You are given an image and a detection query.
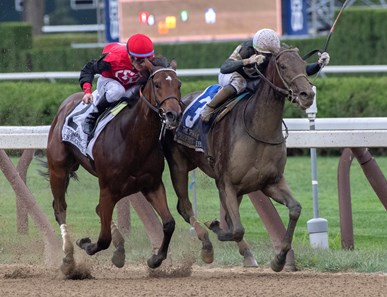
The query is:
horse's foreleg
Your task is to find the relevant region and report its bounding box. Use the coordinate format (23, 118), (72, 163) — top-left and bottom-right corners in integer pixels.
(77, 195), (114, 255)
(143, 183), (175, 269)
(237, 240), (258, 267)
(111, 222), (125, 268)
(263, 178), (301, 272)
(207, 188), (245, 242)
(60, 224), (75, 275)
(50, 171), (76, 276)
(219, 183), (245, 242)
(232, 196), (258, 267)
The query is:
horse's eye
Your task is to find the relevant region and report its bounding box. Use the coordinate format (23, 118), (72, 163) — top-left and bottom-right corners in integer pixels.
(280, 63), (286, 70)
(154, 83), (160, 89)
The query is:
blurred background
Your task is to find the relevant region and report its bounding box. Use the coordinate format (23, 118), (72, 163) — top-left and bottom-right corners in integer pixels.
(1, 0), (385, 43)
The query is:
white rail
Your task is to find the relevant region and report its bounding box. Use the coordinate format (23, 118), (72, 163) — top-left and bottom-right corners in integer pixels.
(1, 118), (387, 149)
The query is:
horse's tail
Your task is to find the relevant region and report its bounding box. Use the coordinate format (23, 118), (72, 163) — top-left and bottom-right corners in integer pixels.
(36, 157), (79, 182)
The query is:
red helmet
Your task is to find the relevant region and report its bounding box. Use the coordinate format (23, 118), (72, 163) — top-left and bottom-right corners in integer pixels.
(126, 34), (154, 58)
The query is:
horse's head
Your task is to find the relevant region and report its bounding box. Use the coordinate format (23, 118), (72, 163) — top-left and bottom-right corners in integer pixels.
(268, 46), (315, 110)
(142, 57), (182, 129)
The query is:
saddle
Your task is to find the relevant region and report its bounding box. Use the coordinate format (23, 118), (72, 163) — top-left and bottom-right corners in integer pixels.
(210, 92), (250, 124)
(209, 79), (259, 123)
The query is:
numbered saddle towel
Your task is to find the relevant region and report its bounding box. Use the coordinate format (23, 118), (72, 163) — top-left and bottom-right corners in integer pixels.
(62, 100), (127, 159)
(174, 84), (221, 152)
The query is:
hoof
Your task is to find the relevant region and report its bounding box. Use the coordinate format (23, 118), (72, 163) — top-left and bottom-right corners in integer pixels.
(111, 245), (125, 268)
(204, 220), (219, 230)
(201, 245), (214, 264)
(60, 255), (75, 276)
(284, 263), (298, 272)
(76, 237), (91, 249)
(270, 258), (286, 272)
(243, 256), (258, 268)
(147, 254), (164, 269)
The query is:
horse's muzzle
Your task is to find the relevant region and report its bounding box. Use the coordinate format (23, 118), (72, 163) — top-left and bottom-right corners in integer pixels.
(295, 89), (315, 110)
(163, 111), (181, 129)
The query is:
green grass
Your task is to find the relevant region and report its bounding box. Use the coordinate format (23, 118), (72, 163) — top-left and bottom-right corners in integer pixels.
(0, 155), (386, 272)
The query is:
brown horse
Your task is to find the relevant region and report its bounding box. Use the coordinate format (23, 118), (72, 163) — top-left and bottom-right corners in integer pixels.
(162, 46), (314, 272)
(46, 57), (182, 277)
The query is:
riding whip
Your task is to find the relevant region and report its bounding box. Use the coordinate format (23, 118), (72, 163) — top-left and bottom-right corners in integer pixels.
(303, 0), (350, 60)
(323, 0), (350, 52)
(304, 0), (349, 82)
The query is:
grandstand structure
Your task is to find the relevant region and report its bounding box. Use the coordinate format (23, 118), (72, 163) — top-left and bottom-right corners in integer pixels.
(309, 0), (387, 35)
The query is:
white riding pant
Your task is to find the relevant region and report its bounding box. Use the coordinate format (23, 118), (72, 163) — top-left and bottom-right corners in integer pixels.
(218, 72), (247, 94)
(93, 76), (137, 105)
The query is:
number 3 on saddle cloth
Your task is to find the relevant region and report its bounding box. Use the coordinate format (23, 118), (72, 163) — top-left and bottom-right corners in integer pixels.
(61, 100), (127, 160)
(174, 84), (250, 154)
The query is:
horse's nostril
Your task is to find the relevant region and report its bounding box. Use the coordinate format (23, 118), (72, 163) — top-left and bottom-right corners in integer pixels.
(166, 111), (176, 122)
(300, 91), (314, 101)
(299, 91), (308, 98)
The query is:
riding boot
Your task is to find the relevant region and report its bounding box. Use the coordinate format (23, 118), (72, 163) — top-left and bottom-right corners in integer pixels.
(122, 85), (142, 108)
(82, 94), (110, 135)
(200, 85), (236, 122)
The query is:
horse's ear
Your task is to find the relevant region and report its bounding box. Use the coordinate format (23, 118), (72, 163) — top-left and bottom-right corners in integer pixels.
(170, 59), (177, 70)
(144, 58), (154, 72)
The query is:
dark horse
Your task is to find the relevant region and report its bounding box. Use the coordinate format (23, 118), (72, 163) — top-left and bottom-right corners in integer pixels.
(47, 57), (182, 276)
(163, 46), (315, 272)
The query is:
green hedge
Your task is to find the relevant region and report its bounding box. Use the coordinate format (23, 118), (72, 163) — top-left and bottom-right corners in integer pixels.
(0, 22), (32, 72)
(0, 22), (32, 50)
(0, 76), (386, 126)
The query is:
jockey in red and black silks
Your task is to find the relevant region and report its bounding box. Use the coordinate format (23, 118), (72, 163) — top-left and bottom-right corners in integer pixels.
(79, 33), (155, 135)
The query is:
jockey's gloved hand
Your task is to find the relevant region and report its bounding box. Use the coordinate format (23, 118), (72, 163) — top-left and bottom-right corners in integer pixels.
(82, 93), (93, 104)
(318, 52), (330, 66)
(243, 54), (265, 66)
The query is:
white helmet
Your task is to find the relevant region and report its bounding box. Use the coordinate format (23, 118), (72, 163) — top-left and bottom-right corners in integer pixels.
(253, 29), (280, 53)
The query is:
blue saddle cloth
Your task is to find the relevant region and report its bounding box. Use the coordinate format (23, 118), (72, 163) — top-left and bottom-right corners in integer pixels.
(174, 84), (221, 152)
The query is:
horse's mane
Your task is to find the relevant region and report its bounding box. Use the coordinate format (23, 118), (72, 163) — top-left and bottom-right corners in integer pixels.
(269, 44), (298, 55)
(264, 44), (300, 74)
(150, 54), (170, 68)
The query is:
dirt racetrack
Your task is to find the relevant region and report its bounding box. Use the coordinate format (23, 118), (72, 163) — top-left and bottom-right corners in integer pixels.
(1, 263), (386, 297)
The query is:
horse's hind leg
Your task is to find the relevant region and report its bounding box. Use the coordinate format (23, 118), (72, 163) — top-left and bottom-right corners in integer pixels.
(111, 222), (125, 268)
(168, 161), (213, 264)
(262, 177), (301, 272)
(142, 183), (175, 269)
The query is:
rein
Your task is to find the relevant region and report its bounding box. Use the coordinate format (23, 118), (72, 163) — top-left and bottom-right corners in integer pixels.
(242, 95), (289, 145)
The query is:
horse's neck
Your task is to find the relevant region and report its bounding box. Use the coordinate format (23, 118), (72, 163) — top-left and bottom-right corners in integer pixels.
(120, 96), (161, 144)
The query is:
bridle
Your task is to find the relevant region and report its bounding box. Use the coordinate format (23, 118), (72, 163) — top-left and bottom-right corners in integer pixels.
(140, 68), (181, 113)
(254, 48), (311, 105)
(139, 67), (182, 139)
(243, 48), (311, 145)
